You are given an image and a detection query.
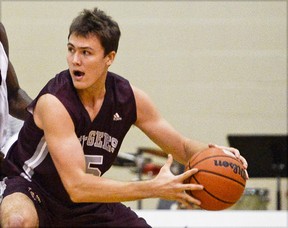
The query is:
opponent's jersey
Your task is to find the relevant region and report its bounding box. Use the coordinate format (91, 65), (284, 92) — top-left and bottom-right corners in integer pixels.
(0, 42), (9, 150)
(4, 70), (137, 204)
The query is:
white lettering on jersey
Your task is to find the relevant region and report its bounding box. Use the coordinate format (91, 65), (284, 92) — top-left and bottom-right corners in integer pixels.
(79, 131), (118, 153)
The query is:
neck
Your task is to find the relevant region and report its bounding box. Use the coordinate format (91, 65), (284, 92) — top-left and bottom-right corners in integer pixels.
(77, 82), (106, 122)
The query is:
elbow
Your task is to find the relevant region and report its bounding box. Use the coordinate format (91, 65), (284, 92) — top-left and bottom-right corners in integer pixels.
(63, 179), (85, 203)
(68, 189), (82, 203)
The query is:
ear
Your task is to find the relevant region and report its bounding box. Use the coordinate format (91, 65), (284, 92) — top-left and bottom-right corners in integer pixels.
(105, 51), (116, 67)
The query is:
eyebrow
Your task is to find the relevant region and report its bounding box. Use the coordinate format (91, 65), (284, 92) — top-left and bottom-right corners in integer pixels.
(67, 42), (94, 51)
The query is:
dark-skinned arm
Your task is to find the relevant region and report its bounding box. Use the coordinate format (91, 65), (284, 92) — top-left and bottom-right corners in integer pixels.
(0, 22), (32, 120)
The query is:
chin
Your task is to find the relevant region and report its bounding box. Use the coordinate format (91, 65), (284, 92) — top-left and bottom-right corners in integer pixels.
(72, 81), (86, 90)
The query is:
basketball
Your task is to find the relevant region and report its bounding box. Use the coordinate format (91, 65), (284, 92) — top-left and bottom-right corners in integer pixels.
(185, 147), (247, 210)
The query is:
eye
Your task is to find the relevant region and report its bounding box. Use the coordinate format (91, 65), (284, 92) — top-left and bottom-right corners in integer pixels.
(67, 46), (75, 53)
(83, 50), (91, 56)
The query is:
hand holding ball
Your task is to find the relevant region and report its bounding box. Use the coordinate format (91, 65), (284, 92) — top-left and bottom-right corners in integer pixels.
(185, 147), (247, 210)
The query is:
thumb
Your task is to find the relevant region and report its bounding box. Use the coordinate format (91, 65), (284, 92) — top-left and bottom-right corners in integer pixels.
(164, 154), (173, 168)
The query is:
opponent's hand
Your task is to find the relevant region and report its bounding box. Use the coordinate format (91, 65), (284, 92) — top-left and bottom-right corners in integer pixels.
(208, 143), (249, 179)
(152, 154), (203, 208)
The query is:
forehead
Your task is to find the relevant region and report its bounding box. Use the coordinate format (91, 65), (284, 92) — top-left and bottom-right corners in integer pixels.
(68, 33), (103, 51)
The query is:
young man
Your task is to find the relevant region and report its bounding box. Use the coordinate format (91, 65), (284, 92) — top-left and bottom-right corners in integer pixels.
(0, 22), (32, 178)
(0, 8), (248, 227)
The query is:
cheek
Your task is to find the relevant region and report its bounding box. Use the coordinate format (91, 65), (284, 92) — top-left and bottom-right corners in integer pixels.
(66, 55), (72, 65)
(88, 59), (107, 70)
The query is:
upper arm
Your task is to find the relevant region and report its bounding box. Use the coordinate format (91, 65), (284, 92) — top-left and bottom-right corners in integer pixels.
(0, 22), (9, 55)
(1, 22), (32, 119)
(34, 94), (86, 188)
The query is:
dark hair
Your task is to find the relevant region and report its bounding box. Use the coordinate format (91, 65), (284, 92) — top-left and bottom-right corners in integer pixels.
(68, 7), (121, 56)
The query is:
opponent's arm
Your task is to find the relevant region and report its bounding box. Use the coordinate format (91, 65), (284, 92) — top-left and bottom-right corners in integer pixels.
(6, 61), (32, 120)
(34, 94), (203, 206)
(0, 22), (32, 120)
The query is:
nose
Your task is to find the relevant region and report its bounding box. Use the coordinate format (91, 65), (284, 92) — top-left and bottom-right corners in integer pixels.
(71, 52), (81, 65)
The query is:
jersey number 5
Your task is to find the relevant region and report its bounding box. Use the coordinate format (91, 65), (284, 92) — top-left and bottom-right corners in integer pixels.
(85, 155), (103, 176)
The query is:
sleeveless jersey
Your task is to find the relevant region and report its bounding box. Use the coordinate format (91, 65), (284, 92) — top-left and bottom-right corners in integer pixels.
(0, 42), (9, 150)
(4, 70), (137, 205)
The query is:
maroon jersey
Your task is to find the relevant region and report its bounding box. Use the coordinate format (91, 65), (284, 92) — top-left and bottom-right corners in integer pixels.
(3, 69), (137, 205)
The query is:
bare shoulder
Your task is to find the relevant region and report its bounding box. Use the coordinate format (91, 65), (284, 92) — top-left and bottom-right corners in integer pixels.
(131, 85), (153, 106)
(34, 94), (72, 130)
(35, 94), (69, 118)
(131, 85), (157, 114)
(131, 85), (161, 127)
(131, 85), (144, 98)
(36, 93), (62, 109)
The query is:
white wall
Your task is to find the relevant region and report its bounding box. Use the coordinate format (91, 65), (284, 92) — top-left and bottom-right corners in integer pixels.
(1, 0), (287, 210)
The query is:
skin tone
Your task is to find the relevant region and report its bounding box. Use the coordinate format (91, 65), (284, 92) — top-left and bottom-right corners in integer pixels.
(0, 32), (248, 227)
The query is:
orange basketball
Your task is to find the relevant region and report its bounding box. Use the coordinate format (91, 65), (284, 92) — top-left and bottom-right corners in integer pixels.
(185, 147), (246, 210)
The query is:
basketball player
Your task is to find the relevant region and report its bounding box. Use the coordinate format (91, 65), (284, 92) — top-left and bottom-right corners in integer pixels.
(0, 22), (32, 178)
(0, 8), (248, 227)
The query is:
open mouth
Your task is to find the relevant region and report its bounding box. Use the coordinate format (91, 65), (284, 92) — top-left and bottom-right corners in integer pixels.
(73, 70), (85, 77)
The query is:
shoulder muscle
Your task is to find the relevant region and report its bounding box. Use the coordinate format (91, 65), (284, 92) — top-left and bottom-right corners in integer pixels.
(34, 94), (74, 134)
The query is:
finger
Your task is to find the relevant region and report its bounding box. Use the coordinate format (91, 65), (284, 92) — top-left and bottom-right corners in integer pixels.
(180, 168), (199, 180)
(208, 143), (217, 148)
(224, 148), (248, 169)
(222, 147), (240, 159)
(245, 169), (249, 180)
(185, 183), (204, 191)
(240, 155), (248, 169)
(180, 192), (202, 206)
(178, 202), (195, 210)
(164, 154), (173, 168)
(161, 154), (173, 171)
(229, 147), (240, 159)
(209, 144), (240, 156)
(178, 199), (200, 209)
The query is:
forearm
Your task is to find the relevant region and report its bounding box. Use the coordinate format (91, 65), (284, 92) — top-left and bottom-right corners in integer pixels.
(141, 119), (208, 165)
(7, 61), (32, 120)
(66, 174), (156, 203)
(9, 88), (32, 120)
(183, 138), (208, 161)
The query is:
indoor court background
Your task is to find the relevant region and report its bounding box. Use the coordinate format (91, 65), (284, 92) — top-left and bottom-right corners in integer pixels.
(0, 0), (287, 212)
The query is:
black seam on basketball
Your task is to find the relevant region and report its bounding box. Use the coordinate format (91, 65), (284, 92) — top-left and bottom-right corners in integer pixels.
(198, 170), (245, 187)
(192, 176), (235, 205)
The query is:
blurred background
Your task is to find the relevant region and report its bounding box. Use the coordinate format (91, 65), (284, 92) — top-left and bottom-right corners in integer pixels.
(1, 0), (287, 211)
